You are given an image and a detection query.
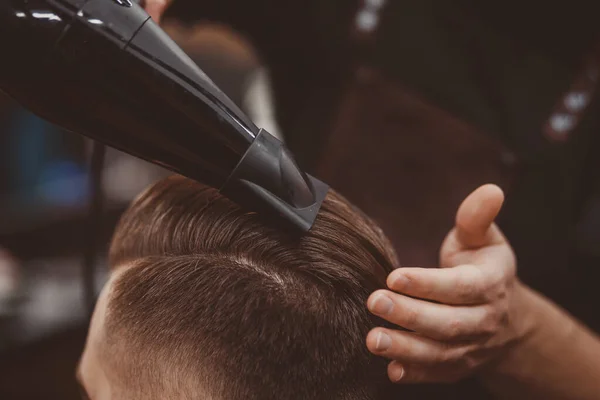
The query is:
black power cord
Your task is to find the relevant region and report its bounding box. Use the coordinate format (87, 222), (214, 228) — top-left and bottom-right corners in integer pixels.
(82, 141), (106, 317)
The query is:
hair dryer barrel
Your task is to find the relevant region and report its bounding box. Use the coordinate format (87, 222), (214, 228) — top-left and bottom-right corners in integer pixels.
(0, 0), (257, 188)
(0, 0), (329, 231)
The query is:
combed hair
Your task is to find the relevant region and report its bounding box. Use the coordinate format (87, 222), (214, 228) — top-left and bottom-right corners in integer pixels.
(103, 175), (401, 400)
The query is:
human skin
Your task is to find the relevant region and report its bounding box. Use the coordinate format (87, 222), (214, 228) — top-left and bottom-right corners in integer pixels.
(125, 4), (600, 396)
(366, 185), (600, 399)
(366, 184), (525, 382)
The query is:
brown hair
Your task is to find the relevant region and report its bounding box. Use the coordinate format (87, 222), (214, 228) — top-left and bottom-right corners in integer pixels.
(103, 175), (400, 400)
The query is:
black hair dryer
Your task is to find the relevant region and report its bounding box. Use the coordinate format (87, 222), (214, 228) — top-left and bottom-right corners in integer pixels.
(0, 0), (328, 232)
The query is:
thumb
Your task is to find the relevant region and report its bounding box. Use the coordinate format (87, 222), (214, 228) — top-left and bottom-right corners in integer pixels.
(455, 184), (505, 249)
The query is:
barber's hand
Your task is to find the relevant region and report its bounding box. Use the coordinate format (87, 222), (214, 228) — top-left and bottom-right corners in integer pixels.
(142, 0), (173, 22)
(366, 184), (533, 383)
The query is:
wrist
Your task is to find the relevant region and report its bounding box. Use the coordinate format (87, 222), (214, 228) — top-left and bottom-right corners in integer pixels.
(484, 282), (577, 377)
(510, 281), (539, 341)
(481, 282), (547, 375)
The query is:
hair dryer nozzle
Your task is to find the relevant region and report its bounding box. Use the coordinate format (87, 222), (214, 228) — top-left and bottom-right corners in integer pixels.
(223, 130), (329, 232)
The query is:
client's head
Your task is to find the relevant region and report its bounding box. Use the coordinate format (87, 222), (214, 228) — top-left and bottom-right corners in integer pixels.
(78, 175), (400, 400)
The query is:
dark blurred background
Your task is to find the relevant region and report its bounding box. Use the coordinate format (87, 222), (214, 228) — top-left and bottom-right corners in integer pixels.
(0, 21), (264, 399)
(1, 1), (600, 399)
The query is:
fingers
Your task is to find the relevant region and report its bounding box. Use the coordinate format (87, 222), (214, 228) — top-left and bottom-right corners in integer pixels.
(386, 261), (513, 305)
(365, 184), (515, 384)
(455, 184), (505, 249)
(366, 327), (475, 365)
(367, 290), (503, 341)
(387, 265), (488, 304)
(367, 329), (484, 384)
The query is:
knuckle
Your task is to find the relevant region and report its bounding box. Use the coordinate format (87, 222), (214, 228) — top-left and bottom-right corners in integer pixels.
(434, 352), (450, 365)
(435, 343), (461, 364)
(480, 322), (498, 337)
(480, 307), (502, 336)
(401, 304), (420, 327)
(456, 276), (476, 300)
(495, 301), (511, 329)
(446, 318), (466, 339)
(455, 265), (484, 300)
(480, 277), (510, 303)
(497, 297), (510, 315)
(499, 307), (510, 328)
(450, 349), (479, 372)
(461, 355), (481, 371)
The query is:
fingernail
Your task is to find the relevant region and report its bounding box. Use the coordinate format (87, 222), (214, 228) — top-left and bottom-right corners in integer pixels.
(375, 332), (392, 351)
(370, 294), (394, 315)
(389, 362), (405, 382)
(389, 273), (409, 290)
